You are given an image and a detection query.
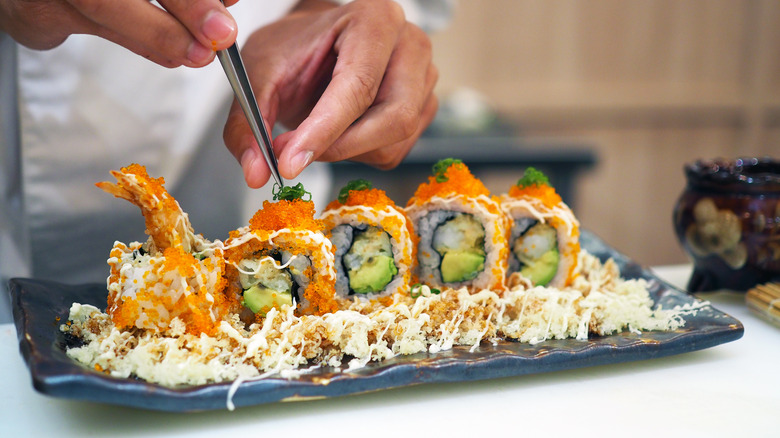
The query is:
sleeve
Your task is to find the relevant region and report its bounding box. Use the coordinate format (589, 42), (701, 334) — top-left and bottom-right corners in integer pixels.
(393, 0), (455, 33)
(329, 0), (455, 33)
(0, 32), (32, 324)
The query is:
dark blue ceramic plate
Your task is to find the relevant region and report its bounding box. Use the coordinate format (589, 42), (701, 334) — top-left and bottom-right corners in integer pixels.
(10, 230), (743, 412)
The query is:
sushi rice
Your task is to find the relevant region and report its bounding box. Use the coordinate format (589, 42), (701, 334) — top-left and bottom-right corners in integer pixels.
(322, 182), (416, 301)
(406, 159), (510, 292)
(500, 169), (581, 288)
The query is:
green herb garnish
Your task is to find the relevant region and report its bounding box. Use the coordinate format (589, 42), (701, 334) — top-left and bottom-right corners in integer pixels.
(410, 283), (423, 298)
(433, 158), (463, 183)
(516, 167), (550, 188)
(337, 179), (373, 204)
(410, 283), (441, 298)
(273, 182), (311, 201)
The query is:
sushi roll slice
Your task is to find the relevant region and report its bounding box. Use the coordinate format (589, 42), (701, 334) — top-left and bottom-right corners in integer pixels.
(223, 183), (339, 318)
(321, 179), (416, 301)
(97, 164), (236, 336)
(500, 167), (581, 288)
(406, 159), (510, 292)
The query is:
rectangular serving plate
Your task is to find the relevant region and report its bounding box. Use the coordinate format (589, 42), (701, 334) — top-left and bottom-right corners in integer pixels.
(9, 230), (744, 412)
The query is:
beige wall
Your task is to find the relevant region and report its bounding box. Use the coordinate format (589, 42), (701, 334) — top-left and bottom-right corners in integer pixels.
(429, 0), (780, 266)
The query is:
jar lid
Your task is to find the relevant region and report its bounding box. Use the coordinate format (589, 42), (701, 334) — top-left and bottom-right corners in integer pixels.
(685, 157), (780, 193)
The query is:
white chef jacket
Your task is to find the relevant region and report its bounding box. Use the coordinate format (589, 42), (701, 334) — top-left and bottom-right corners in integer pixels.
(0, 0), (452, 323)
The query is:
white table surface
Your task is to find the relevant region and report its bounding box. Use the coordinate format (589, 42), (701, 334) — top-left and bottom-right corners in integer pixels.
(1, 265), (778, 437)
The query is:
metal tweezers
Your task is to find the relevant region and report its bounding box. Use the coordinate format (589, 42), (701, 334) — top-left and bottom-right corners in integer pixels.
(216, 40), (284, 188)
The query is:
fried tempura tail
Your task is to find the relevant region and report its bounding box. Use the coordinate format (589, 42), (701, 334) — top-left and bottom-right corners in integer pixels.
(96, 164), (197, 254)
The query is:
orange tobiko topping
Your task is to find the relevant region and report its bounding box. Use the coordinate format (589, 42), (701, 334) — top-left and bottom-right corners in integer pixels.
(326, 187), (395, 211)
(122, 163), (177, 210)
(123, 163), (159, 184)
(249, 199), (322, 232)
(409, 162), (490, 205)
(508, 184), (562, 209)
(109, 245), (230, 336)
(161, 246), (198, 277)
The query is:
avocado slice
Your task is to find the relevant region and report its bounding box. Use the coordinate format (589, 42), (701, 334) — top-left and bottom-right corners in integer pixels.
(520, 248), (559, 286)
(348, 255), (398, 294)
(242, 285), (293, 315)
(440, 250), (485, 283)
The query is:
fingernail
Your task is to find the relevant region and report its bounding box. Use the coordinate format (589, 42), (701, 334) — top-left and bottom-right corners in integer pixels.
(240, 146), (259, 170)
(202, 11), (236, 44)
(291, 150), (314, 176)
(187, 42), (213, 64)
(240, 146), (260, 185)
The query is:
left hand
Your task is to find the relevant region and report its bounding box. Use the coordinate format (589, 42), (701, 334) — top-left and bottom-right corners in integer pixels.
(0, 0), (239, 68)
(222, 0), (439, 188)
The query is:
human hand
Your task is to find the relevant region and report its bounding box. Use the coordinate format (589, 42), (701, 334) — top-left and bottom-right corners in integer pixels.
(0, 0), (239, 67)
(222, 0), (439, 188)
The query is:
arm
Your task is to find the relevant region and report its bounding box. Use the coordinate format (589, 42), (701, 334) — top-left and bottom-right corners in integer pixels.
(0, 0), (240, 67)
(223, 0), (439, 188)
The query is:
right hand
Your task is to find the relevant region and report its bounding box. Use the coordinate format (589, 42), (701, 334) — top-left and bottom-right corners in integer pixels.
(0, 0), (239, 68)
(222, 0), (439, 188)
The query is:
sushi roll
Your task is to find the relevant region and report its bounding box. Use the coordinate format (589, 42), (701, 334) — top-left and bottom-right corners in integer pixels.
(405, 159), (510, 292)
(223, 183), (339, 318)
(97, 164), (236, 336)
(500, 167), (581, 288)
(321, 179), (416, 301)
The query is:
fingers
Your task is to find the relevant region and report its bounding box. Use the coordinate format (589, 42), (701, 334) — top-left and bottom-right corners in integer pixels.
(221, 0), (439, 187)
(0, 0), (94, 50)
(316, 23), (436, 166)
(332, 66), (439, 169)
(349, 93), (438, 169)
(223, 98), (279, 189)
(65, 0), (236, 68)
(275, 0), (407, 179)
(157, 0), (237, 50)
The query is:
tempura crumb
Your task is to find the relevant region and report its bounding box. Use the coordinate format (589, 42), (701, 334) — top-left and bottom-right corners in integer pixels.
(60, 251), (701, 388)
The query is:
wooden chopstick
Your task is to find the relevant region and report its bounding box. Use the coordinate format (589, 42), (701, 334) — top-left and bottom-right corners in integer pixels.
(746, 282), (780, 326)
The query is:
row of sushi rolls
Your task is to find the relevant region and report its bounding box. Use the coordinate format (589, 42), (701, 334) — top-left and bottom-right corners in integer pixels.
(97, 158), (583, 336)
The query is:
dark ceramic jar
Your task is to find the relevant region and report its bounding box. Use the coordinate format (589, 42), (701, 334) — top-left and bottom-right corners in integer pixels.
(673, 157), (780, 292)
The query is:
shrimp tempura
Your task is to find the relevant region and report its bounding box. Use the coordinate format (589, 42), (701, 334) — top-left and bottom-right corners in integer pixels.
(96, 164), (197, 254)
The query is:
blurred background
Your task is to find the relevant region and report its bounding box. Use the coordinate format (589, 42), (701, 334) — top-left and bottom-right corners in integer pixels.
(335, 0), (779, 267)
